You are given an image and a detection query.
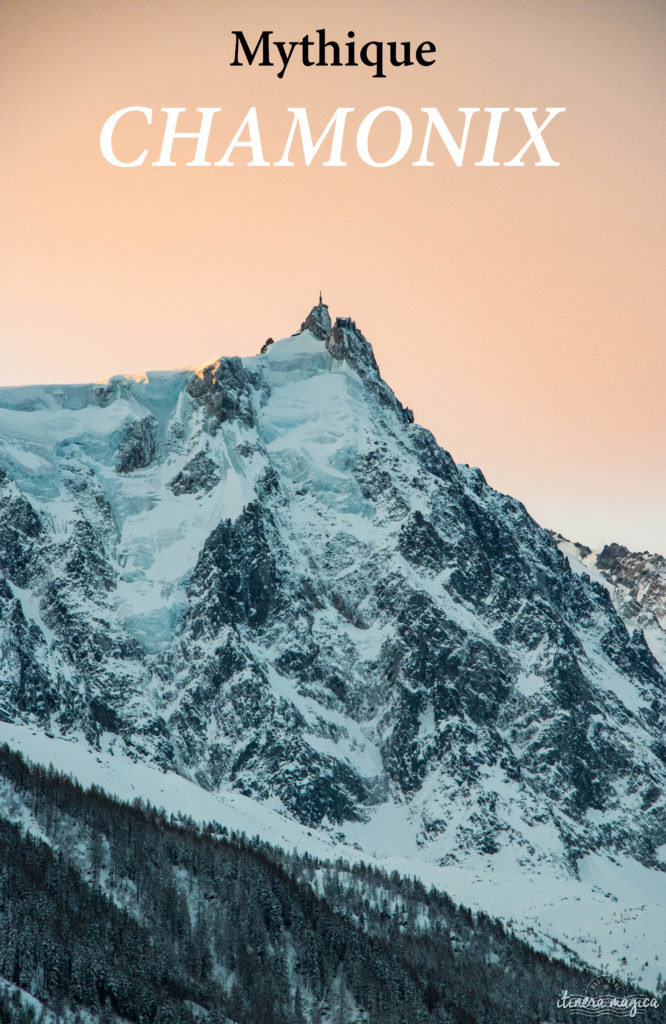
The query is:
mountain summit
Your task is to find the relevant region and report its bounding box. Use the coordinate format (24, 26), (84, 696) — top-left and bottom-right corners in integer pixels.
(0, 304), (665, 935)
(300, 295), (331, 340)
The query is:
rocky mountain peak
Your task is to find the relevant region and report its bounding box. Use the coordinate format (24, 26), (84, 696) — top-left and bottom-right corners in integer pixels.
(2, 307), (666, 992)
(596, 542), (666, 629)
(1, 305), (666, 993)
(300, 295), (331, 341)
(326, 315), (380, 377)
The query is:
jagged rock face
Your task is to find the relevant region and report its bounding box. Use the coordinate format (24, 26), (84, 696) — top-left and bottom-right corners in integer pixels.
(300, 298), (331, 340)
(115, 416), (156, 473)
(596, 543), (666, 628)
(559, 536), (666, 679)
(186, 357), (258, 431)
(326, 316), (379, 376)
(0, 309), (665, 874)
(169, 451), (220, 495)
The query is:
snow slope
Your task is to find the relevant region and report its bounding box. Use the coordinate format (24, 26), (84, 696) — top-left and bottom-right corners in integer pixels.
(1, 719), (664, 992)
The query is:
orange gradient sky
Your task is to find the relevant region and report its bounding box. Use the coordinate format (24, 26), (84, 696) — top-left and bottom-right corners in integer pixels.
(0, 0), (664, 552)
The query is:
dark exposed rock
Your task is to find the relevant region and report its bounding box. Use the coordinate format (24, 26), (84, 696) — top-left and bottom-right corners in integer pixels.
(597, 542), (666, 627)
(62, 520), (115, 592)
(187, 501), (281, 633)
(300, 300), (331, 341)
(398, 510), (450, 572)
(326, 317), (418, 427)
(326, 317), (379, 377)
(186, 358), (256, 431)
(115, 416), (157, 473)
(89, 696), (121, 732)
(0, 478), (43, 588)
(169, 451), (221, 495)
(597, 542), (631, 573)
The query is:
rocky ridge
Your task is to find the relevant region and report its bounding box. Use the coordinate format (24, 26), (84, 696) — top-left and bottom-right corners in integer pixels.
(559, 536), (666, 676)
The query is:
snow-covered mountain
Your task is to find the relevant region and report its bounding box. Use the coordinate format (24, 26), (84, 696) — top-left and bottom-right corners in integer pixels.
(1, 299), (665, 986)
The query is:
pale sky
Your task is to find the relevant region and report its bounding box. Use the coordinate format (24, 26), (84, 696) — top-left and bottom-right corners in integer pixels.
(0, 0), (664, 552)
